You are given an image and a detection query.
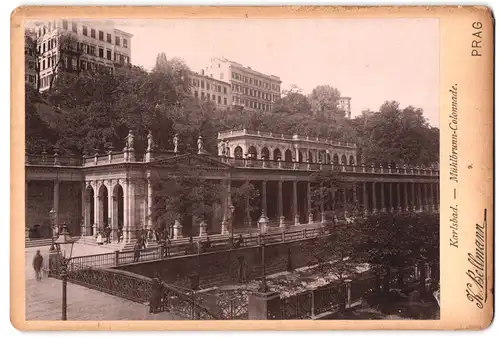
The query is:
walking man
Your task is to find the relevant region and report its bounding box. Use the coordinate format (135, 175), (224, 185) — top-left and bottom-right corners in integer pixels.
(32, 250), (43, 281)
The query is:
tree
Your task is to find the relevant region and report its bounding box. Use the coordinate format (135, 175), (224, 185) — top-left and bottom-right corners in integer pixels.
(273, 85), (312, 115)
(150, 163), (223, 236)
(350, 101), (439, 166)
(308, 85), (342, 117)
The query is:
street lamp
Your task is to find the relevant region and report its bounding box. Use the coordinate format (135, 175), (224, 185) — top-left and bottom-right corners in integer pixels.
(49, 208), (57, 252)
(258, 241), (268, 293)
(54, 223), (75, 321)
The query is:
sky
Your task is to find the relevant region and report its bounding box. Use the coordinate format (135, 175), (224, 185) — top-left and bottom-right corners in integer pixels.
(35, 18), (440, 126)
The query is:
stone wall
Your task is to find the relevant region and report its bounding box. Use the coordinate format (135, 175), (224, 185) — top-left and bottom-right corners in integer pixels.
(115, 236), (332, 289)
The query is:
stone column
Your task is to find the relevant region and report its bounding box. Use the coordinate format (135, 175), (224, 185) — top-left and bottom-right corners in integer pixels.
(396, 182), (401, 213)
(293, 181), (299, 225)
(294, 146), (300, 163)
(418, 183), (423, 212)
(147, 179), (153, 229)
(106, 180), (113, 240)
(93, 182), (100, 237)
(245, 181), (251, 227)
(342, 187), (348, 213)
(122, 179), (129, 242)
(352, 184), (359, 214)
(127, 179), (137, 242)
(388, 182), (393, 212)
(53, 180), (60, 227)
(372, 182), (377, 213)
(80, 181), (86, 236)
(363, 182), (368, 214)
(404, 182), (409, 212)
(261, 181), (267, 216)
(423, 183), (428, 212)
(410, 182), (416, 212)
(307, 182), (313, 223)
(429, 182), (435, 211)
(320, 183), (326, 223)
(278, 181), (285, 227)
(380, 182), (386, 212)
(436, 182), (440, 210)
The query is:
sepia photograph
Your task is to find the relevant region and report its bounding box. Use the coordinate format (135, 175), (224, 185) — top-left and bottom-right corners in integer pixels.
(22, 15), (442, 322)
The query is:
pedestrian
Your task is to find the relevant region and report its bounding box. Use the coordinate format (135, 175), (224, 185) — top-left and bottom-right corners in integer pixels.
(32, 250), (43, 281)
(133, 237), (146, 262)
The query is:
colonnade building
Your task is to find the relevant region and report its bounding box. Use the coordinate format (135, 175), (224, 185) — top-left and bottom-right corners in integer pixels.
(25, 129), (439, 248)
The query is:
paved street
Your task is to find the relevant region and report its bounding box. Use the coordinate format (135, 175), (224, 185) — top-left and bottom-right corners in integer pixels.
(25, 277), (183, 320)
(25, 243), (114, 281)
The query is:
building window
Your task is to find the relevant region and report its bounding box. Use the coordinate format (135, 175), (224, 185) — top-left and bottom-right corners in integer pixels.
(107, 33), (112, 43)
(224, 97), (227, 105)
(218, 96), (221, 104)
(115, 36), (120, 46)
(80, 60), (86, 70)
(91, 28), (96, 38)
(99, 48), (104, 58)
(89, 45), (96, 55)
(217, 85), (221, 92)
(224, 87), (227, 94)
(201, 92), (205, 98)
(201, 80), (205, 89)
(123, 39), (128, 48)
(194, 91), (198, 98)
(99, 31), (104, 41)
(62, 20), (68, 30)
(212, 94), (216, 101)
(106, 50), (112, 60)
(83, 25), (88, 36)
(42, 59), (45, 70)
(71, 58), (77, 71)
(72, 22), (77, 33)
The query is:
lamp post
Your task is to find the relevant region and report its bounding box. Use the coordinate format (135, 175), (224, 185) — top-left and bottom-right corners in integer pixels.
(258, 241), (268, 293)
(54, 223), (75, 321)
(49, 208), (56, 252)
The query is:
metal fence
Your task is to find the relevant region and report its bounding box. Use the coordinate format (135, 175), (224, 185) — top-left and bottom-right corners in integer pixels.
(69, 227), (329, 270)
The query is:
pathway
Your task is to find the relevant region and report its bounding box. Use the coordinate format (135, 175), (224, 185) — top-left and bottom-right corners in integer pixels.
(25, 277), (183, 321)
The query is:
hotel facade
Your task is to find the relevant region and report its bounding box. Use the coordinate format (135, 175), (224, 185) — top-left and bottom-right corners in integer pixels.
(28, 20), (132, 91)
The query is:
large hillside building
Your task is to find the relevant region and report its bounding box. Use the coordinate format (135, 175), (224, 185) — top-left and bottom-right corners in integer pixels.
(202, 57), (282, 112)
(27, 20), (132, 91)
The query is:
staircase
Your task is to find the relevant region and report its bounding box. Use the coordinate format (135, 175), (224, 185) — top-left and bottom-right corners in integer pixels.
(25, 238), (54, 248)
(75, 236), (126, 252)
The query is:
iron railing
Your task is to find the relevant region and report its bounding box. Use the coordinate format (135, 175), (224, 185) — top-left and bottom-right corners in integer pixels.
(69, 227), (331, 270)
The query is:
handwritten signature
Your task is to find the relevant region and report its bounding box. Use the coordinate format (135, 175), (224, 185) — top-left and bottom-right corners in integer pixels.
(465, 209), (487, 309)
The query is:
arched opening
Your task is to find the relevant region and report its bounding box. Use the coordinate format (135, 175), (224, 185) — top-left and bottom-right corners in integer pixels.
(248, 146), (257, 159)
(308, 151), (313, 162)
(234, 146), (243, 159)
(113, 184), (124, 241)
(327, 153), (331, 163)
(273, 148), (282, 161)
(285, 149), (293, 162)
(98, 185), (109, 234)
(349, 155), (355, 165)
(261, 147), (270, 160)
(85, 185), (95, 236)
(333, 154), (339, 164)
(298, 151), (303, 163)
(341, 155), (347, 165)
